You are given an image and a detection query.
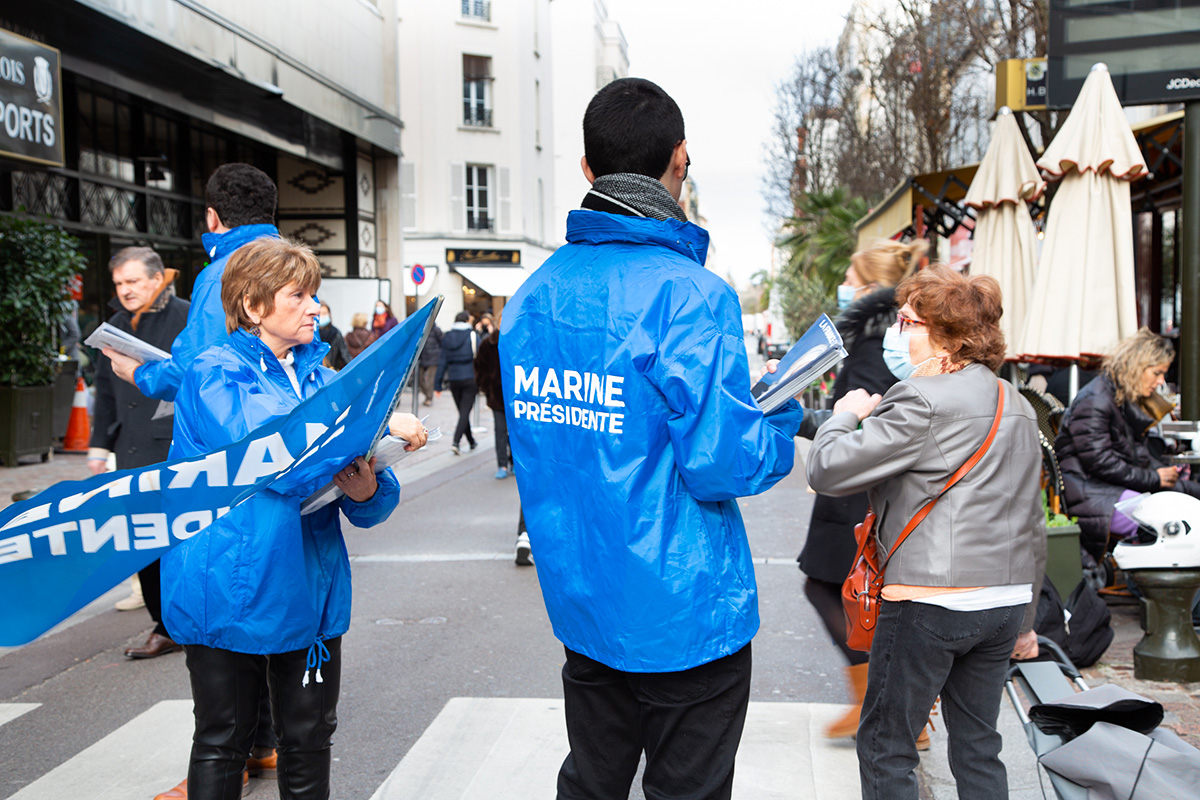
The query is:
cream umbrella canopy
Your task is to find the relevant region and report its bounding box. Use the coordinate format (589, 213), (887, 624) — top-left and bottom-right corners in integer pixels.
(1015, 64), (1147, 364)
(963, 106), (1045, 360)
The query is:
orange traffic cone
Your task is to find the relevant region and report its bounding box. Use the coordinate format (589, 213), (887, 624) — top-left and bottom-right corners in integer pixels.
(62, 377), (90, 452)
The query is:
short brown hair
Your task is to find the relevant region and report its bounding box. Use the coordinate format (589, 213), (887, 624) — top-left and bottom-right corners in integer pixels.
(110, 246), (164, 277)
(221, 238), (321, 334)
(895, 265), (1006, 372)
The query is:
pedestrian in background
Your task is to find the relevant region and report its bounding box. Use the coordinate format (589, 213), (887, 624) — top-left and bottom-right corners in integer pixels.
(317, 302), (350, 370)
(795, 238), (926, 745)
(500, 78), (801, 800)
(417, 322), (443, 406)
(435, 310), (478, 455)
(90, 246), (189, 659)
(474, 315), (509, 478)
(344, 312), (374, 360)
(372, 300), (398, 340)
(807, 265), (1045, 800)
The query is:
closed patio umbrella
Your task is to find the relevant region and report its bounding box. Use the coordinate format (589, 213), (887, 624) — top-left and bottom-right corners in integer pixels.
(1015, 64), (1147, 364)
(964, 106), (1044, 360)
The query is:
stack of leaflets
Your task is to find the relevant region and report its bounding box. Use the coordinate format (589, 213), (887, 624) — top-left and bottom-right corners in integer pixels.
(84, 322), (170, 363)
(751, 314), (847, 414)
(301, 429), (442, 515)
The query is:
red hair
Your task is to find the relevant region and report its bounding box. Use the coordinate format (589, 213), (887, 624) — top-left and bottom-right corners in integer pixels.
(895, 265), (1005, 372)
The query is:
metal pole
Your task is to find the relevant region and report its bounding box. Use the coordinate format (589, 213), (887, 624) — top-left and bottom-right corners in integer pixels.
(1182, 100), (1200, 420)
(411, 291), (419, 417)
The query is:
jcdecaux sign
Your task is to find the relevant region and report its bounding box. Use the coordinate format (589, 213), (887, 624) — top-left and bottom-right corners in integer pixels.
(0, 29), (62, 167)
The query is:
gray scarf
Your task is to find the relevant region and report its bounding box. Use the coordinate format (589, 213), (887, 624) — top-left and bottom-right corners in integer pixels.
(587, 173), (688, 222)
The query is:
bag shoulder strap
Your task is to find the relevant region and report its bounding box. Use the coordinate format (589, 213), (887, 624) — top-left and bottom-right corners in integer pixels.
(880, 378), (1005, 567)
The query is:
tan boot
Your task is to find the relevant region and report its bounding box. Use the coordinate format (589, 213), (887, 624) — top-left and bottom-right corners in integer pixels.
(825, 662), (869, 739)
(916, 726), (931, 751)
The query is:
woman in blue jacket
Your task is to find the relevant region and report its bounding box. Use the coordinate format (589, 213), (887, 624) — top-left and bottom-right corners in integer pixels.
(159, 238), (416, 800)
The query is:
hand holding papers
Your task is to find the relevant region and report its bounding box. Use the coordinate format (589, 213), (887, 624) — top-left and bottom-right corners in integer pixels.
(301, 428), (443, 515)
(751, 314), (847, 413)
(85, 322), (169, 363)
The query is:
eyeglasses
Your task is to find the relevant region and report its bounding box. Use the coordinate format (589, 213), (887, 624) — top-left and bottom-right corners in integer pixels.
(897, 312), (927, 334)
(684, 155), (691, 180)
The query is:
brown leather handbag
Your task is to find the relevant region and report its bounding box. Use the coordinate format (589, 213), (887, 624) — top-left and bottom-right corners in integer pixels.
(842, 380), (1005, 652)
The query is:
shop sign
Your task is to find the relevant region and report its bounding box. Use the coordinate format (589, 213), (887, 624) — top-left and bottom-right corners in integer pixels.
(0, 29), (62, 167)
(445, 248), (520, 265)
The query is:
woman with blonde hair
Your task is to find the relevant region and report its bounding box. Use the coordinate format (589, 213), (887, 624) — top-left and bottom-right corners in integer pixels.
(1055, 328), (1199, 561)
(797, 237), (925, 743)
(344, 311), (373, 360)
(808, 265), (1045, 800)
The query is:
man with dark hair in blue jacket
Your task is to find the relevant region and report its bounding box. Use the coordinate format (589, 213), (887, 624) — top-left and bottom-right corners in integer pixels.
(499, 78), (802, 800)
(105, 163), (280, 399)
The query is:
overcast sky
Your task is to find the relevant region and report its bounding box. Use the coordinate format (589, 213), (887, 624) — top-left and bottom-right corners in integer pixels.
(601, 0), (853, 289)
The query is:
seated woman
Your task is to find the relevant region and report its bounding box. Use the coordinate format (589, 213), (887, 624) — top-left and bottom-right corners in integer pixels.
(807, 265), (1044, 800)
(1055, 328), (1200, 563)
(159, 237), (426, 800)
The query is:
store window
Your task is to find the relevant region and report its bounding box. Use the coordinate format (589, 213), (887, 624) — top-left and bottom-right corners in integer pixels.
(465, 164), (493, 232)
(463, 55), (493, 127)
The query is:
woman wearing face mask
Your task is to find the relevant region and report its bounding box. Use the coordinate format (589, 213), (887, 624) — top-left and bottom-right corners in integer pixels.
(796, 239), (926, 744)
(372, 301), (399, 340)
(316, 302), (350, 370)
(807, 265), (1045, 800)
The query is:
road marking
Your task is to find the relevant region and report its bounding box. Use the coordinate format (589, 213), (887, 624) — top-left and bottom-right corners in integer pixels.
(351, 554), (801, 565)
(8, 700), (192, 800)
(370, 698), (860, 800)
(0, 703), (40, 728)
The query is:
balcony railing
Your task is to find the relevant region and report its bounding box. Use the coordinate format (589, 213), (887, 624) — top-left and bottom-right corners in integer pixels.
(462, 0), (491, 21)
(467, 213), (494, 233)
(462, 107), (493, 128)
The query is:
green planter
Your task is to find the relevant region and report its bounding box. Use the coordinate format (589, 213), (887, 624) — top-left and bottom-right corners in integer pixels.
(1046, 523), (1084, 595)
(0, 384), (54, 466)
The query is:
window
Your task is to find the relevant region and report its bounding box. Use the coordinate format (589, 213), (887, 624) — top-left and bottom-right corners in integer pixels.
(462, 0), (491, 21)
(463, 55), (493, 127)
(465, 164), (493, 232)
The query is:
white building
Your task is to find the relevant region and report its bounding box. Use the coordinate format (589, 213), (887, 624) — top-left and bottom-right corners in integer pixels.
(550, 0), (629, 245)
(397, 0), (557, 322)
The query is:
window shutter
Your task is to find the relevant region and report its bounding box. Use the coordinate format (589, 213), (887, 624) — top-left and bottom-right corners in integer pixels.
(498, 166), (512, 232)
(401, 162), (417, 230)
(449, 162), (465, 232)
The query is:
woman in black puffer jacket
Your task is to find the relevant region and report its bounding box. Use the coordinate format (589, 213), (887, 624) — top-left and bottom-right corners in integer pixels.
(796, 238), (925, 742)
(1055, 328), (1200, 561)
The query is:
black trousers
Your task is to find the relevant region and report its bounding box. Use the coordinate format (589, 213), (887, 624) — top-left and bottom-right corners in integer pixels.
(184, 638), (341, 800)
(448, 379), (477, 447)
(492, 409), (510, 468)
(804, 576), (869, 666)
(137, 559), (168, 638)
(557, 643), (752, 800)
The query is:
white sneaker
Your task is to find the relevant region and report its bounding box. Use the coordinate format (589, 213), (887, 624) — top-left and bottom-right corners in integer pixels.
(115, 575), (145, 611)
(515, 532), (533, 566)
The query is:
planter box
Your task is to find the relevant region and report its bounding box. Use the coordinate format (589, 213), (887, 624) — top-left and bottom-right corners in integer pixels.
(1046, 523), (1084, 595)
(0, 384), (54, 466)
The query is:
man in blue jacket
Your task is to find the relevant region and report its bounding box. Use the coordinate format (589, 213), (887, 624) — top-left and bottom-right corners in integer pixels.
(499, 78), (802, 800)
(105, 163), (281, 399)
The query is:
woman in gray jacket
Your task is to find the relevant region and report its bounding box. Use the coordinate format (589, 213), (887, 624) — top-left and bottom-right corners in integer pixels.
(807, 265), (1046, 800)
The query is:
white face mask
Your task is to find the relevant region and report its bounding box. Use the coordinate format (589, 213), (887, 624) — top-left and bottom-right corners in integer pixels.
(375, 305), (386, 315)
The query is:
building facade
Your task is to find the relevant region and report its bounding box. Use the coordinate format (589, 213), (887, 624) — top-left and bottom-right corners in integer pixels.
(549, 0), (628, 245)
(0, 0), (403, 336)
(397, 0), (556, 321)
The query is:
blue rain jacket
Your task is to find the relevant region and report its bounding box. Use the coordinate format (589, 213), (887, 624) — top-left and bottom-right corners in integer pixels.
(499, 209), (802, 672)
(160, 328), (400, 654)
(135, 224), (280, 402)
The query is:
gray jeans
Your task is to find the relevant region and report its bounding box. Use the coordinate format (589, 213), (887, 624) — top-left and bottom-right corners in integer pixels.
(859, 600), (1022, 800)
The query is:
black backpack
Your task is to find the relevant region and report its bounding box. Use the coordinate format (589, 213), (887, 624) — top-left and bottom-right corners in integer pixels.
(1035, 576), (1114, 668)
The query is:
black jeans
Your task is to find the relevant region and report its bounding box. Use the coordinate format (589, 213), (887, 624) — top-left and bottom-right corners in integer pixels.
(184, 638), (341, 800)
(859, 601), (1022, 800)
(804, 576), (869, 666)
(557, 643), (752, 800)
(492, 409), (510, 468)
(448, 378), (477, 447)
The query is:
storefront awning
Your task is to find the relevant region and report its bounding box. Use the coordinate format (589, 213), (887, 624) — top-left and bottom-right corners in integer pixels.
(453, 266), (533, 298)
(854, 164), (980, 250)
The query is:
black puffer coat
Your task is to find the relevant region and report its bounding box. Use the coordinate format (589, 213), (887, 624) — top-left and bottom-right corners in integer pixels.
(1055, 373), (1200, 558)
(797, 287), (899, 583)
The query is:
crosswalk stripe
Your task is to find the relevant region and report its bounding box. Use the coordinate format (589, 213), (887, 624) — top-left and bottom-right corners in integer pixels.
(0, 703), (40, 728)
(8, 700), (192, 800)
(370, 698), (861, 800)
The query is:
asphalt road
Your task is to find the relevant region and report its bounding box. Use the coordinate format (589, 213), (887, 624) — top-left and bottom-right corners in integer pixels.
(0, 428), (848, 800)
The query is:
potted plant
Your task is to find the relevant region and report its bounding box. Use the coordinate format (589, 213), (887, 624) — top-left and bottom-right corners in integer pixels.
(0, 216), (86, 466)
(1043, 490), (1083, 594)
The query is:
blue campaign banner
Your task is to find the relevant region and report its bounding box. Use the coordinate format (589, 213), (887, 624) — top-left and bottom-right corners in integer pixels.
(0, 297), (441, 647)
